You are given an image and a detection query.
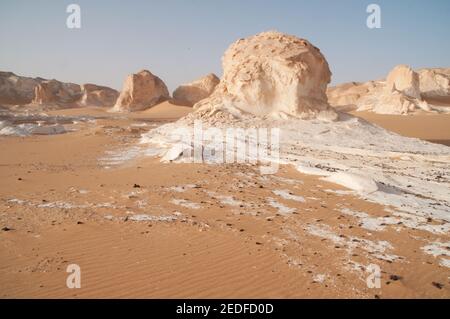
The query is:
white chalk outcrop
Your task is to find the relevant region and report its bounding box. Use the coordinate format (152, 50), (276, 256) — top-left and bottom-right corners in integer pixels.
(0, 71), (44, 105)
(32, 80), (82, 106)
(327, 81), (382, 112)
(0, 71), (119, 108)
(418, 68), (450, 99)
(79, 84), (119, 107)
(113, 70), (169, 112)
(386, 65), (421, 99)
(193, 31), (338, 121)
(173, 73), (219, 106)
(356, 65), (431, 114)
(328, 65), (450, 115)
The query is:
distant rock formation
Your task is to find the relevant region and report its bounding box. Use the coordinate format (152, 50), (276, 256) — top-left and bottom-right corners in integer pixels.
(32, 80), (82, 106)
(173, 73), (219, 106)
(0, 71), (44, 105)
(328, 65), (450, 115)
(0, 71), (119, 108)
(357, 65), (430, 114)
(113, 70), (169, 112)
(193, 31), (338, 121)
(79, 84), (119, 107)
(327, 81), (381, 112)
(386, 65), (421, 99)
(418, 68), (450, 99)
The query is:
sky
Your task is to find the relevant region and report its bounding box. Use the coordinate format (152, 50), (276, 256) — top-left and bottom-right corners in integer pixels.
(0, 0), (449, 92)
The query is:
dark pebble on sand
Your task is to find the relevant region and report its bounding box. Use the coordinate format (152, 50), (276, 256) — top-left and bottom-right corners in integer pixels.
(432, 282), (444, 289)
(389, 274), (402, 281)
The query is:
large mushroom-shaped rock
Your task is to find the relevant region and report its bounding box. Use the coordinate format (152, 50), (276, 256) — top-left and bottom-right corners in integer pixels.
(79, 84), (119, 107)
(32, 80), (82, 106)
(113, 70), (169, 112)
(193, 31), (337, 120)
(173, 73), (220, 106)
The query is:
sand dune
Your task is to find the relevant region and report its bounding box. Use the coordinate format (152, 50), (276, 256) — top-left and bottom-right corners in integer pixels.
(352, 112), (450, 146)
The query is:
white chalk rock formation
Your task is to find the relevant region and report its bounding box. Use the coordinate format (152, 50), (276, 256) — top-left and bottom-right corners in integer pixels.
(355, 65), (431, 114)
(193, 31), (338, 120)
(418, 68), (450, 99)
(328, 65), (450, 115)
(113, 70), (169, 112)
(386, 65), (421, 99)
(79, 84), (119, 107)
(32, 80), (82, 106)
(0, 71), (44, 105)
(327, 81), (382, 111)
(0, 71), (121, 108)
(173, 73), (220, 106)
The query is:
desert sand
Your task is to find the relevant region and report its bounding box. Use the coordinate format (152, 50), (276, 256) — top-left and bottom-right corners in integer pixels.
(0, 101), (449, 298)
(352, 112), (450, 146)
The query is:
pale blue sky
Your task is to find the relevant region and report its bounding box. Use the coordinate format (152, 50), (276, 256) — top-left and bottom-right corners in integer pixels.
(0, 0), (449, 92)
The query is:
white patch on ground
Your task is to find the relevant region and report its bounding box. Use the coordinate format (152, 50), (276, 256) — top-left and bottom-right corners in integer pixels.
(135, 199), (148, 208)
(439, 259), (450, 268)
(273, 189), (305, 202)
(128, 214), (178, 222)
(270, 175), (303, 185)
(6, 198), (122, 210)
(37, 201), (90, 209)
(313, 274), (326, 283)
(295, 164), (331, 176)
(170, 199), (201, 210)
(0, 112), (94, 136)
(390, 211), (450, 235)
(421, 241), (450, 257)
(267, 197), (296, 215)
(123, 190), (147, 199)
(340, 208), (399, 232)
(0, 123), (66, 136)
(324, 189), (355, 196)
(69, 187), (89, 195)
(99, 146), (145, 167)
(0, 125), (29, 136)
(306, 223), (400, 262)
(421, 242), (450, 268)
(205, 191), (245, 207)
(168, 184), (198, 193)
(6, 198), (26, 205)
(323, 172), (378, 194)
